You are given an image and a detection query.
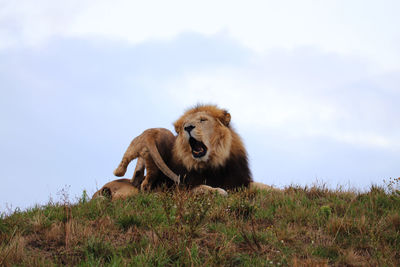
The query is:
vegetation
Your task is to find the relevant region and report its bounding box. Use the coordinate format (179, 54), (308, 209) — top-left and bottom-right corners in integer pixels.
(1, 178), (399, 266)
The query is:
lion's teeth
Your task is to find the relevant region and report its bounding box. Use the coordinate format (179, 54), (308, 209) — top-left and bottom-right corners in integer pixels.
(193, 148), (204, 154)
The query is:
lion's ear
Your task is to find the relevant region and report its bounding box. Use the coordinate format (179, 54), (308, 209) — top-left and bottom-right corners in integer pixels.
(221, 110), (231, 126)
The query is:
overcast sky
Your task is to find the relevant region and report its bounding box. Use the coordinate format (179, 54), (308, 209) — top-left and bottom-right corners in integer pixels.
(1, 0), (399, 212)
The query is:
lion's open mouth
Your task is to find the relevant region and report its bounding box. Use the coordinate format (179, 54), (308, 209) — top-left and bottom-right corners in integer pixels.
(189, 137), (207, 158)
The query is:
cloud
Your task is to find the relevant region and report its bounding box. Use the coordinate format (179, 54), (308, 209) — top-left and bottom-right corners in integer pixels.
(1, 0), (399, 71)
(166, 47), (400, 150)
(0, 0), (85, 48)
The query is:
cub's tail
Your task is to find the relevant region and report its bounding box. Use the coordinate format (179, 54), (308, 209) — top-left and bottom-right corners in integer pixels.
(146, 135), (180, 184)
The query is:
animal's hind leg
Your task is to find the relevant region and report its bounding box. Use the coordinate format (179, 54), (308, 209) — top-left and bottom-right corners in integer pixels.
(131, 157), (145, 188)
(114, 157), (136, 177)
(114, 135), (144, 177)
(140, 157), (160, 191)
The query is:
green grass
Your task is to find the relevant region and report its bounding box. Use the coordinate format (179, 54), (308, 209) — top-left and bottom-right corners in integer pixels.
(1, 178), (400, 266)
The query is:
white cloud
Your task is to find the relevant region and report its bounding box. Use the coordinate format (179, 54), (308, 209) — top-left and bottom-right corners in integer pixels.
(166, 48), (400, 149)
(0, 1), (85, 47)
(1, 0), (399, 71)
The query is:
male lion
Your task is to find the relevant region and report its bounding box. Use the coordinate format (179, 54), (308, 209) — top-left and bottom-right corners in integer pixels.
(112, 105), (252, 193)
(171, 104), (252, 190)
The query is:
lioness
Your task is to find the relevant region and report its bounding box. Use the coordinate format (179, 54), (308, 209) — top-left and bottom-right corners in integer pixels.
(92, 179), (139, 200)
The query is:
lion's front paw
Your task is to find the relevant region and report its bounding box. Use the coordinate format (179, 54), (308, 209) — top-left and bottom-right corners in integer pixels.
(192, 185), (228, 196)
(214, 187), (228, 196)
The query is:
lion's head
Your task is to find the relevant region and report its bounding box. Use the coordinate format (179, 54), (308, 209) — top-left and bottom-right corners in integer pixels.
(173, 105), (245, 172)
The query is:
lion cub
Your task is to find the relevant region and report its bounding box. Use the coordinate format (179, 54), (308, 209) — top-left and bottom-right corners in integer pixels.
(114, 128), (180, 191)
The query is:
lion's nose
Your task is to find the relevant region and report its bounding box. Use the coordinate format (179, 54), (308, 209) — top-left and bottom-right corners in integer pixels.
(184, 125), (195, 133)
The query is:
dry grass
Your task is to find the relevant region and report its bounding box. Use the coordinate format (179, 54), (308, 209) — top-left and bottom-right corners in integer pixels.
(1, 181), (400, 266)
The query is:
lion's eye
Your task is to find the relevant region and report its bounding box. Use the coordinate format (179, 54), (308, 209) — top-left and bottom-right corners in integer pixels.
(200, 118), (208, 122)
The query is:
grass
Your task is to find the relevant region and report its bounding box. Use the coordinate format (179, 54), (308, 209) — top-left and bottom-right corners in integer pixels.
(0, 178), (399, 266)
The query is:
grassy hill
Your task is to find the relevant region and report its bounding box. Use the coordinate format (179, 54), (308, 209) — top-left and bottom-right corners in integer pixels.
(1, 179), (399, 266)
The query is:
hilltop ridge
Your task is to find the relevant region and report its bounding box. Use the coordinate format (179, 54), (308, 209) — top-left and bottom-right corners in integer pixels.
(0, 181), (399, 266)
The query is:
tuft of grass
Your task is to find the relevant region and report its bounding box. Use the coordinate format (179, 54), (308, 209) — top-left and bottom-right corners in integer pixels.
(312, 245), (339, 261)
(84, 236), (114, 264)
(1, 183), (400, 266)
(117, 214), (142, 230)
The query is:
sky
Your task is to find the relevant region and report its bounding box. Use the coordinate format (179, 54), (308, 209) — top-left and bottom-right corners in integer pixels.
(1, 0), (399, 212)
